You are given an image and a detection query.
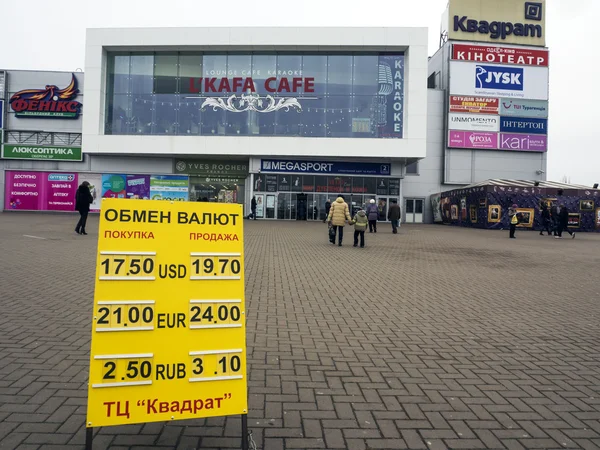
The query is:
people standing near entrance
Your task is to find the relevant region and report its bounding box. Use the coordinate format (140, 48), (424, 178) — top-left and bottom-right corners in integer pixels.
(352, 208), (368, 248)
(366, 199), (378, 233)
(75, 181), (93, 235)
(508, 204), (519, 239)
(251, 196), (257, 220)
(556, 203), (575, 239)
(539, 202), (552, 236)
(388, 199), (401, 234)
(327, 196), (352, 246)
(323, 199), (331, 223)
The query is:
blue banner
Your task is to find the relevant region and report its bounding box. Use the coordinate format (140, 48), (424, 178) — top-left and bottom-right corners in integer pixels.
(261, 159), (391, 176)
(500, 117), (548, 135)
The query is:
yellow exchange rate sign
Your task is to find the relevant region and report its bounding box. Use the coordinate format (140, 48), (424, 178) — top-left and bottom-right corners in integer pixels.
(86, 199), (247, 427)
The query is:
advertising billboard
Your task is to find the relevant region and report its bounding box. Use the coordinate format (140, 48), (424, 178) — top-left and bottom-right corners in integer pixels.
(499, 133), (547, 151)
(452, 44), (549, 66)
(450, 96), (499, 114)
(448, 113), (499, 132)
(447, 0), (546, 47)
(4, 171), (78, 211)
(500, 98), (548, 118)
(500, 117), (547, 135)
(449, 61), (548, 100)
(448, 131), (498, 149)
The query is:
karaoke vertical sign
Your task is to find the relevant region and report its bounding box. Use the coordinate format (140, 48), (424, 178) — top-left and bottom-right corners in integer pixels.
(377, 54), (404, 138)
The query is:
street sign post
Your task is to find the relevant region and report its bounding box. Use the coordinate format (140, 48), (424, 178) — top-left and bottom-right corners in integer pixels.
(86, 198), (248, 448)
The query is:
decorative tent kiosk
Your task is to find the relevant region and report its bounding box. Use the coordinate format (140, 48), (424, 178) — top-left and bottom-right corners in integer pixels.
(434, 180), (600, 232)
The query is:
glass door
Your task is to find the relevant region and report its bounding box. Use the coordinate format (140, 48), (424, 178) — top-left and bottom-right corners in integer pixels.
(377, 198), (388, 221)
(266, 195), (276, 219)
(405, 199), (424, 223)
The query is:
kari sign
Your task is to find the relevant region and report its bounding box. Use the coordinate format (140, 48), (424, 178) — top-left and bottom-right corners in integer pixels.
(500, 99), (548, 118)
(449, 113), (499, 132)
(450, 62), (548, 100)
(499, 133), (547, 152)
(4, 171), (78, 211)
(452, 44), (549, 66)
(261, 159), (391, 176)
(450, 96), (498, 114)
(448, 131), (498, 149)
(500, 117), (547, 134)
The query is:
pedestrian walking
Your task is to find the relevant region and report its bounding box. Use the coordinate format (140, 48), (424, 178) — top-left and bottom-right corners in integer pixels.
(251, 196), (257, 220)
(539, 202), (552, 236)
(75, 181), (93, 235)
(550, 202), (560, 236)
(508, 203), (519, 239)
(323, 199), (331, 223)
(351, 208), (368, 248)
(366, 199), (378, 233)
(556, 203), (575, 239)
(327, 196), (352, 246)
(388, 199), (401, 234)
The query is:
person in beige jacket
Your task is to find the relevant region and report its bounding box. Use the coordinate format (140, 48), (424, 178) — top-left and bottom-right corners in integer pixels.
(327, 196), (352, 246)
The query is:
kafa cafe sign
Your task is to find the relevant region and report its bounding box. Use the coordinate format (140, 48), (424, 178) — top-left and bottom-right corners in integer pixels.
(186, 54), (405, 137)
(9, 74), (82, 119)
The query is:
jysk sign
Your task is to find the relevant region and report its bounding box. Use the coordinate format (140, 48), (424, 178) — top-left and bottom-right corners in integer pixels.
(452, 44), (549, 66)
(448, 0), (546, 47)
(500, 99), (548, 118)
(87, 199), (247, 427)
(9, 74), (82, 119)
(261, 159), (391, 176)
(450, 62), (548, 100)
(1, 144), (83, 161)
(500, 117), (547, 135)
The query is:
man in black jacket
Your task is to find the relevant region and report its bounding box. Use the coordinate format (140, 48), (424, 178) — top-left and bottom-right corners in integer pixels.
(75, 181), (93, 235)
(556, 203), (575, 239)
(539, 202), (552, 236)
(251, 196), (257, 220)
(323, 199), (331, 223)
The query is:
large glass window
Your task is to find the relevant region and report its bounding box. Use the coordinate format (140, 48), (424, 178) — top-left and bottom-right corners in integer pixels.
(105, 52), (404, 138)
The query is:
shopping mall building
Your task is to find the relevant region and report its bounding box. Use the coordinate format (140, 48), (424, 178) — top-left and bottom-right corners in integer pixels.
(0, 0), (552, 223)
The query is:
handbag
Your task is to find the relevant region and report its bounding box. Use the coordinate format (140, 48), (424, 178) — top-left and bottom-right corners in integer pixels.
(328, 225), (336, 243)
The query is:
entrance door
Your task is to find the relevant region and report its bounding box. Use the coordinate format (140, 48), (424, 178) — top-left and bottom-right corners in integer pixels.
(377, 198), (388, 221)
(296, 194), (307, 221)
(266, 195), (276, 219)
(405, 198), (424, 223)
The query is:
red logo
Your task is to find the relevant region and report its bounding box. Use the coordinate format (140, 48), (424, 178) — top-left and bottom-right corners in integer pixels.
(9, 74), (82, 118)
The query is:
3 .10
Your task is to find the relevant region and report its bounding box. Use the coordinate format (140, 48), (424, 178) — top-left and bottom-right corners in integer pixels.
(99, 252), (156, 281)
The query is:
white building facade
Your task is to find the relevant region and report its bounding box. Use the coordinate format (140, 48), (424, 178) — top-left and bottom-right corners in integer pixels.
(81, 27), (428, 220)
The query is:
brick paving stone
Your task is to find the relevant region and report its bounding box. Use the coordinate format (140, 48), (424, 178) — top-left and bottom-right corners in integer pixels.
(1, 215), (600, 449)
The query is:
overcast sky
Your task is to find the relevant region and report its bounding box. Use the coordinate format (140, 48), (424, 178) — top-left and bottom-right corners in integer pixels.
(1, 0), (598, 186)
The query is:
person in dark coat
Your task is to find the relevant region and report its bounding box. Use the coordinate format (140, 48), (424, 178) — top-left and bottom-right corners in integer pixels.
(550, 202), (559, 236)
(539, 202), (552, 236)
(75, 181), (93, 235)
(251, 196), (257, 220)
(387, 200), (401, 234)
(556, 203), (575, 239)
(323, 199), (331, 223)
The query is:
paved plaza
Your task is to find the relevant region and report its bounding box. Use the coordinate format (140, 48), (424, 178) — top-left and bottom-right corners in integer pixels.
(1, 212), (600, 450)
